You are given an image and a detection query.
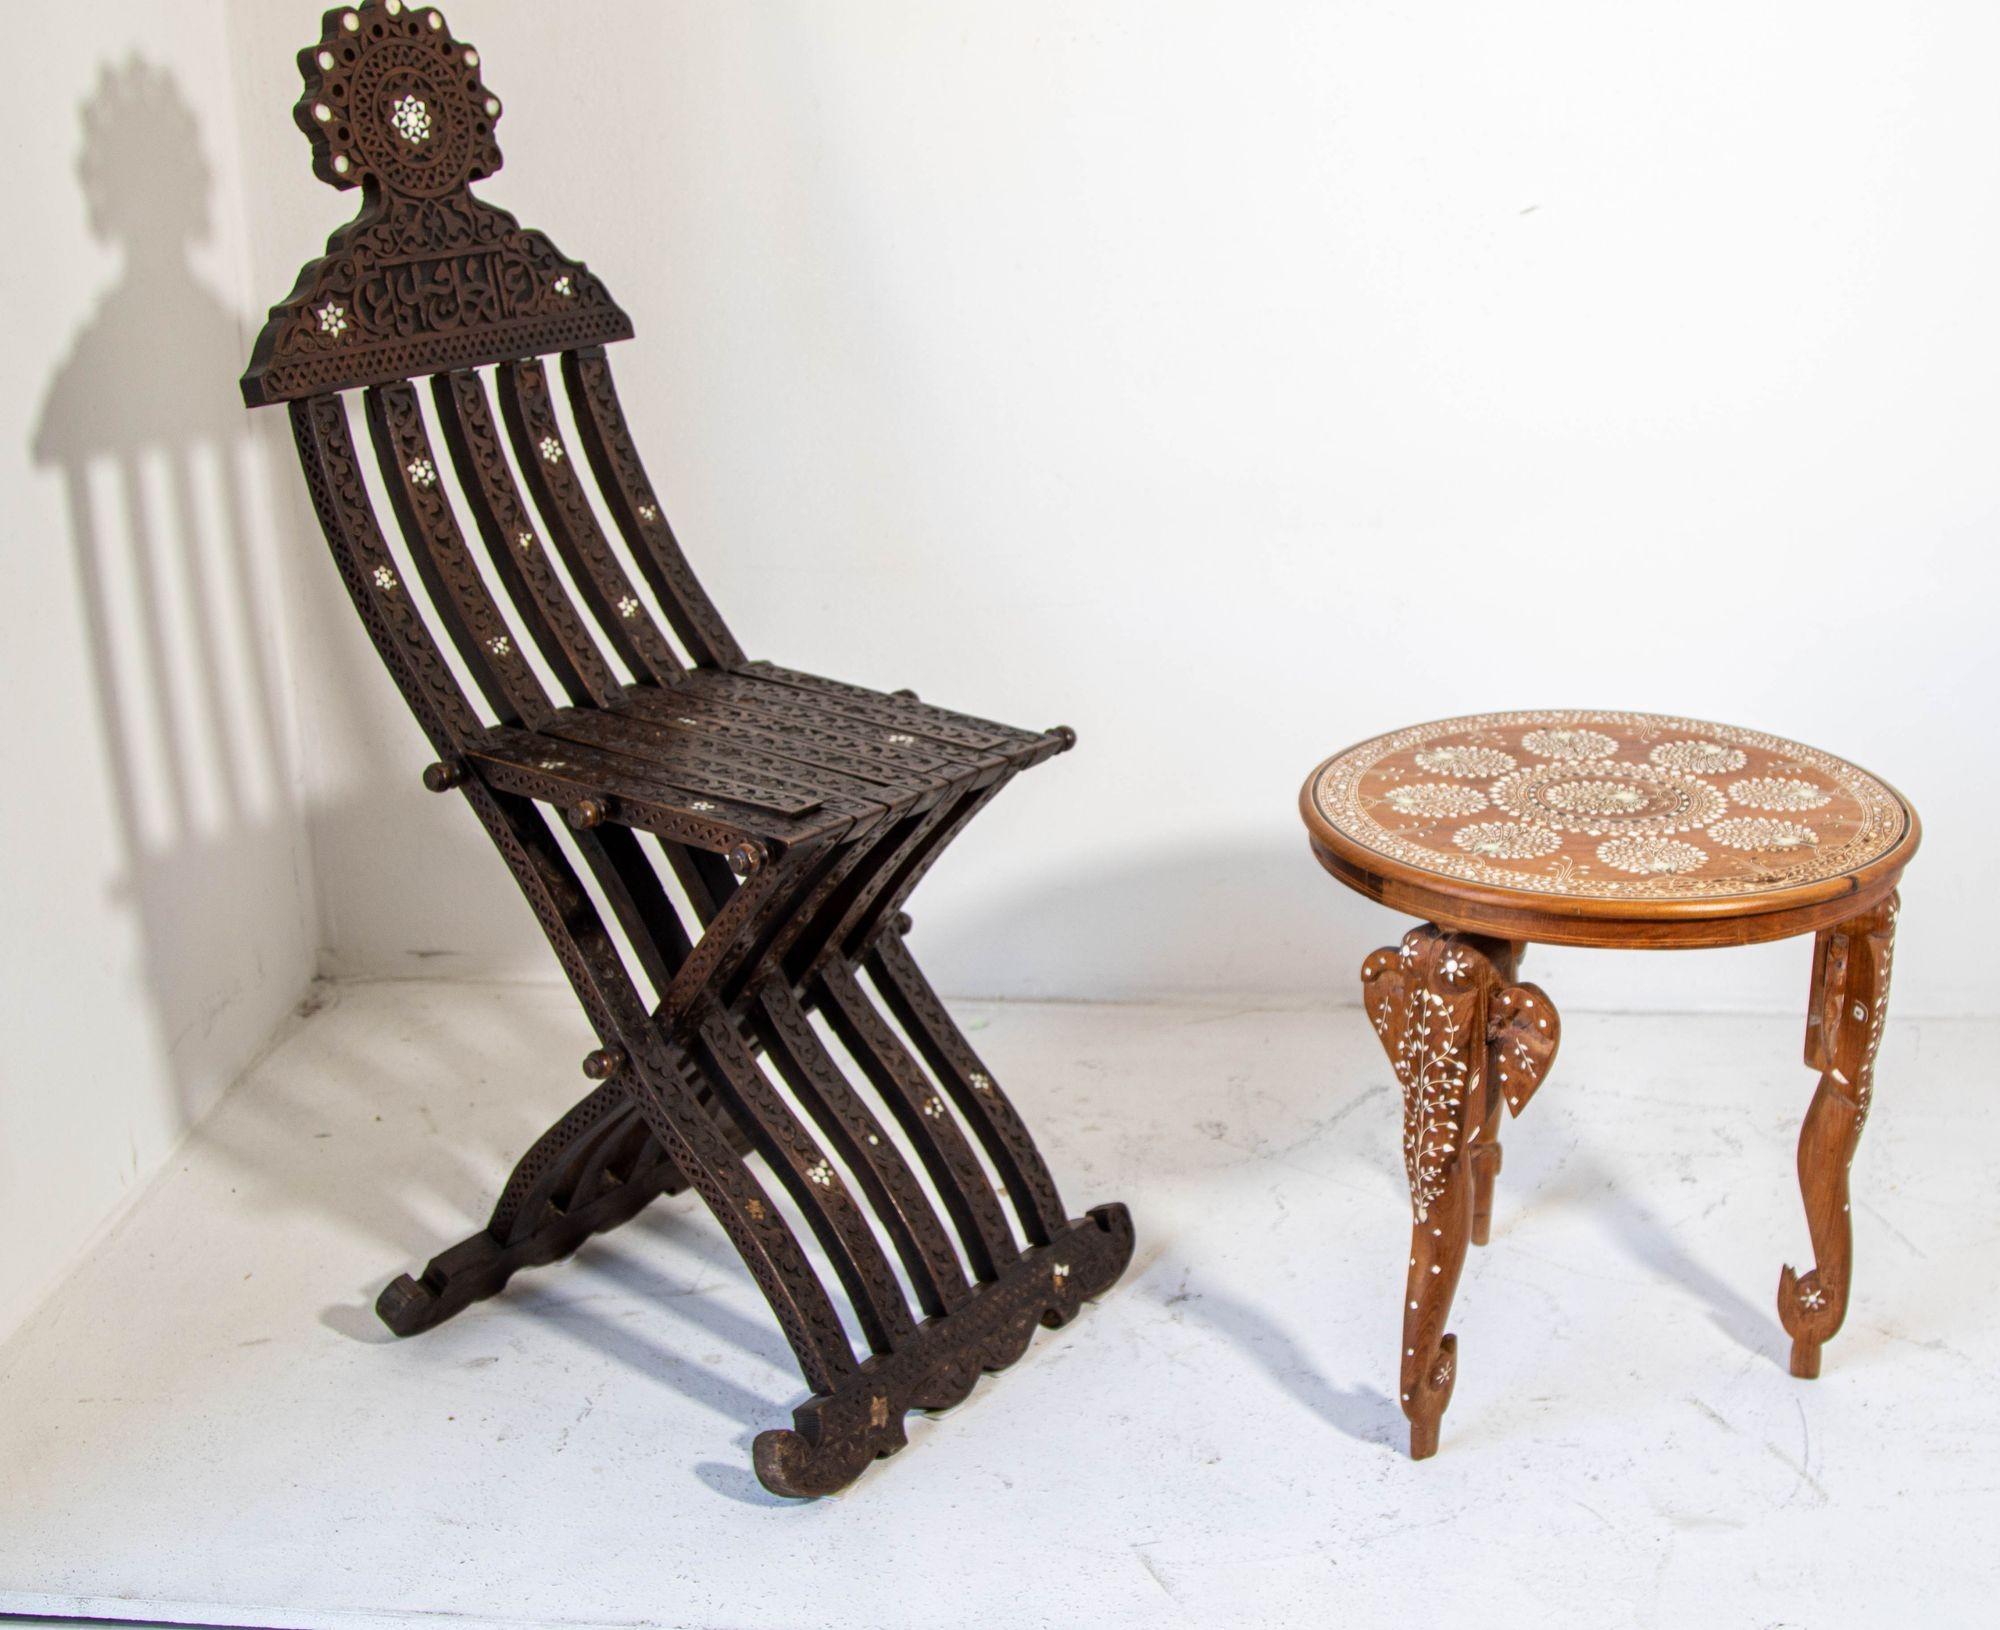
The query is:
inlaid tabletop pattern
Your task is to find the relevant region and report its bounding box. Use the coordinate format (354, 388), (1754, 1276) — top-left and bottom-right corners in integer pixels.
(1308, 711), (1911, 903)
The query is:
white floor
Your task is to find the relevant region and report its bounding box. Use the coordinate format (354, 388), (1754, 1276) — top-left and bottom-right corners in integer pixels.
(1, 981), (1991, 1629)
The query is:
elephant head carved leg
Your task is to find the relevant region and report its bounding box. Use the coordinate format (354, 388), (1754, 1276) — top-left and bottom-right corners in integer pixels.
(1362, 924), (1561, 1459)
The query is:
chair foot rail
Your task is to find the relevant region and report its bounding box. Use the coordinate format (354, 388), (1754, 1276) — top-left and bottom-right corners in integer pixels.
(752, 1202), (1135, 1497)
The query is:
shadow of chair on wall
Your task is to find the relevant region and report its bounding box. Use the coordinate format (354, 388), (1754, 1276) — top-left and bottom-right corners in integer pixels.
(34, 55), (296, 1120)
(29, 64), (795, 1397)
(28, 58), (401, 1244)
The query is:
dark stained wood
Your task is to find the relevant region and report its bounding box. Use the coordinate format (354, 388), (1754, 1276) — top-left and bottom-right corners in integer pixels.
(1307, 711), (1919, 1460)
(241, 4), (629, 405)
(244, 0), (1129, 1498)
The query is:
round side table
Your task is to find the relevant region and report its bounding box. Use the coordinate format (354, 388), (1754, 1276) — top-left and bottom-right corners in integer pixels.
(1299, 709), (1919, 1460)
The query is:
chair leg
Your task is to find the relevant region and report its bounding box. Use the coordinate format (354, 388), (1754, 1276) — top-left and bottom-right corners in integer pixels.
(1362, 925), (1559, 1459)
(421, 778), (1131, 1496)
(376, 1074), (755, 1337)
(840, 777), (1009, 960)
(1780, 893), (1899, 1379)
(749, 933), (1131, 1497)
(376, 1082), (690, 1336)
(866, 924), (1069, 1249)
(752, 1198), (1132, 1497)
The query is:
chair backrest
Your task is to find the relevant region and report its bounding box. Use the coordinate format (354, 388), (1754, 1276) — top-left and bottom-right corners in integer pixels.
(243, 0), (741, 754)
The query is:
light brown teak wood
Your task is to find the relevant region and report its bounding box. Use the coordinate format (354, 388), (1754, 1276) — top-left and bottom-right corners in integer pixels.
(1300, 709), (1918, 1460)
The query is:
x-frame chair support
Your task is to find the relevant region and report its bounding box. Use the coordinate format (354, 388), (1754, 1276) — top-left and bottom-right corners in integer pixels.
(371, 734), (1133, 1497)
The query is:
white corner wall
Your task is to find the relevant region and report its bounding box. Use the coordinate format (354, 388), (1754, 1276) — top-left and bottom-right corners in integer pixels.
(238, 0), (1995, 1019)
(0, 2), (319, 1340)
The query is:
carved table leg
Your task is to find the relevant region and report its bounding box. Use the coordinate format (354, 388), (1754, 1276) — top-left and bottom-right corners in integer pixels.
(1466, 1117), (1502, 1249)
(1779, 893), (1898, 1379)
(1363, 926), (1559, 1459)
(1466, 943), (1525, 1247)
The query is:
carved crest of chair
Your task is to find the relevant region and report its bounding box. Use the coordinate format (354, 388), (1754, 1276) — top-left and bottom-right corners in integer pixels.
(242, 0), (1131, 1497)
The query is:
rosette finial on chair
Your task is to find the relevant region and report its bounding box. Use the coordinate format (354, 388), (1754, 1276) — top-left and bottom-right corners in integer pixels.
(293, 1), (502, 199)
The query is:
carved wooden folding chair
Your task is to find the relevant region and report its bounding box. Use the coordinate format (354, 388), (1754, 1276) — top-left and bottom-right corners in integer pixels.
(241, 0), (1132, 1497)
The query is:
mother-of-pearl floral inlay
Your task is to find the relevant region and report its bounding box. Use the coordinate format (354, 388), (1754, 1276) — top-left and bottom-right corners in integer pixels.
(1307, 709), (1910, 903)
(390, 93), (432, 144)
(1708, 817), (1818, 852)
(1728, 776), (1832, 812)
(1453, 821), (1562, 860)
(1414, 745), (1517, 779)
(1649, 739), (1747, 774)
(1520, 727), (1617, 760)
(1595, 836), (1708, 876)
(1385, 783), (1488, 818)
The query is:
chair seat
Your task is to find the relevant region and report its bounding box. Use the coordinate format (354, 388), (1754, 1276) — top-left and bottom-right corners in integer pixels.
(1302, 708), (1919, 949)
(467, 661), (1070, 851)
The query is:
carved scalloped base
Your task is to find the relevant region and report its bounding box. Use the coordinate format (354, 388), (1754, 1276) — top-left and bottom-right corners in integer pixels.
(752, 1203), (1135, 1498)
(377, 1133), (685, 1337)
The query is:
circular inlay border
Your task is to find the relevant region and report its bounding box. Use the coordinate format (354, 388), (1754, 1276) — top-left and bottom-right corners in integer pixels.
(1307, 709), (1911, 903)
(1490, 760), (1727, 838)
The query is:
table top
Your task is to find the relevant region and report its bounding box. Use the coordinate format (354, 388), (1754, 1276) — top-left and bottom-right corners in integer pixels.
(1301, 710), (1918, 948)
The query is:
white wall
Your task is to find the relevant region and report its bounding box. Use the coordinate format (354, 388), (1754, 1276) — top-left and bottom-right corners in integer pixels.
(0, 2), (319, 1338)
(232, 0), (1994, 1018)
